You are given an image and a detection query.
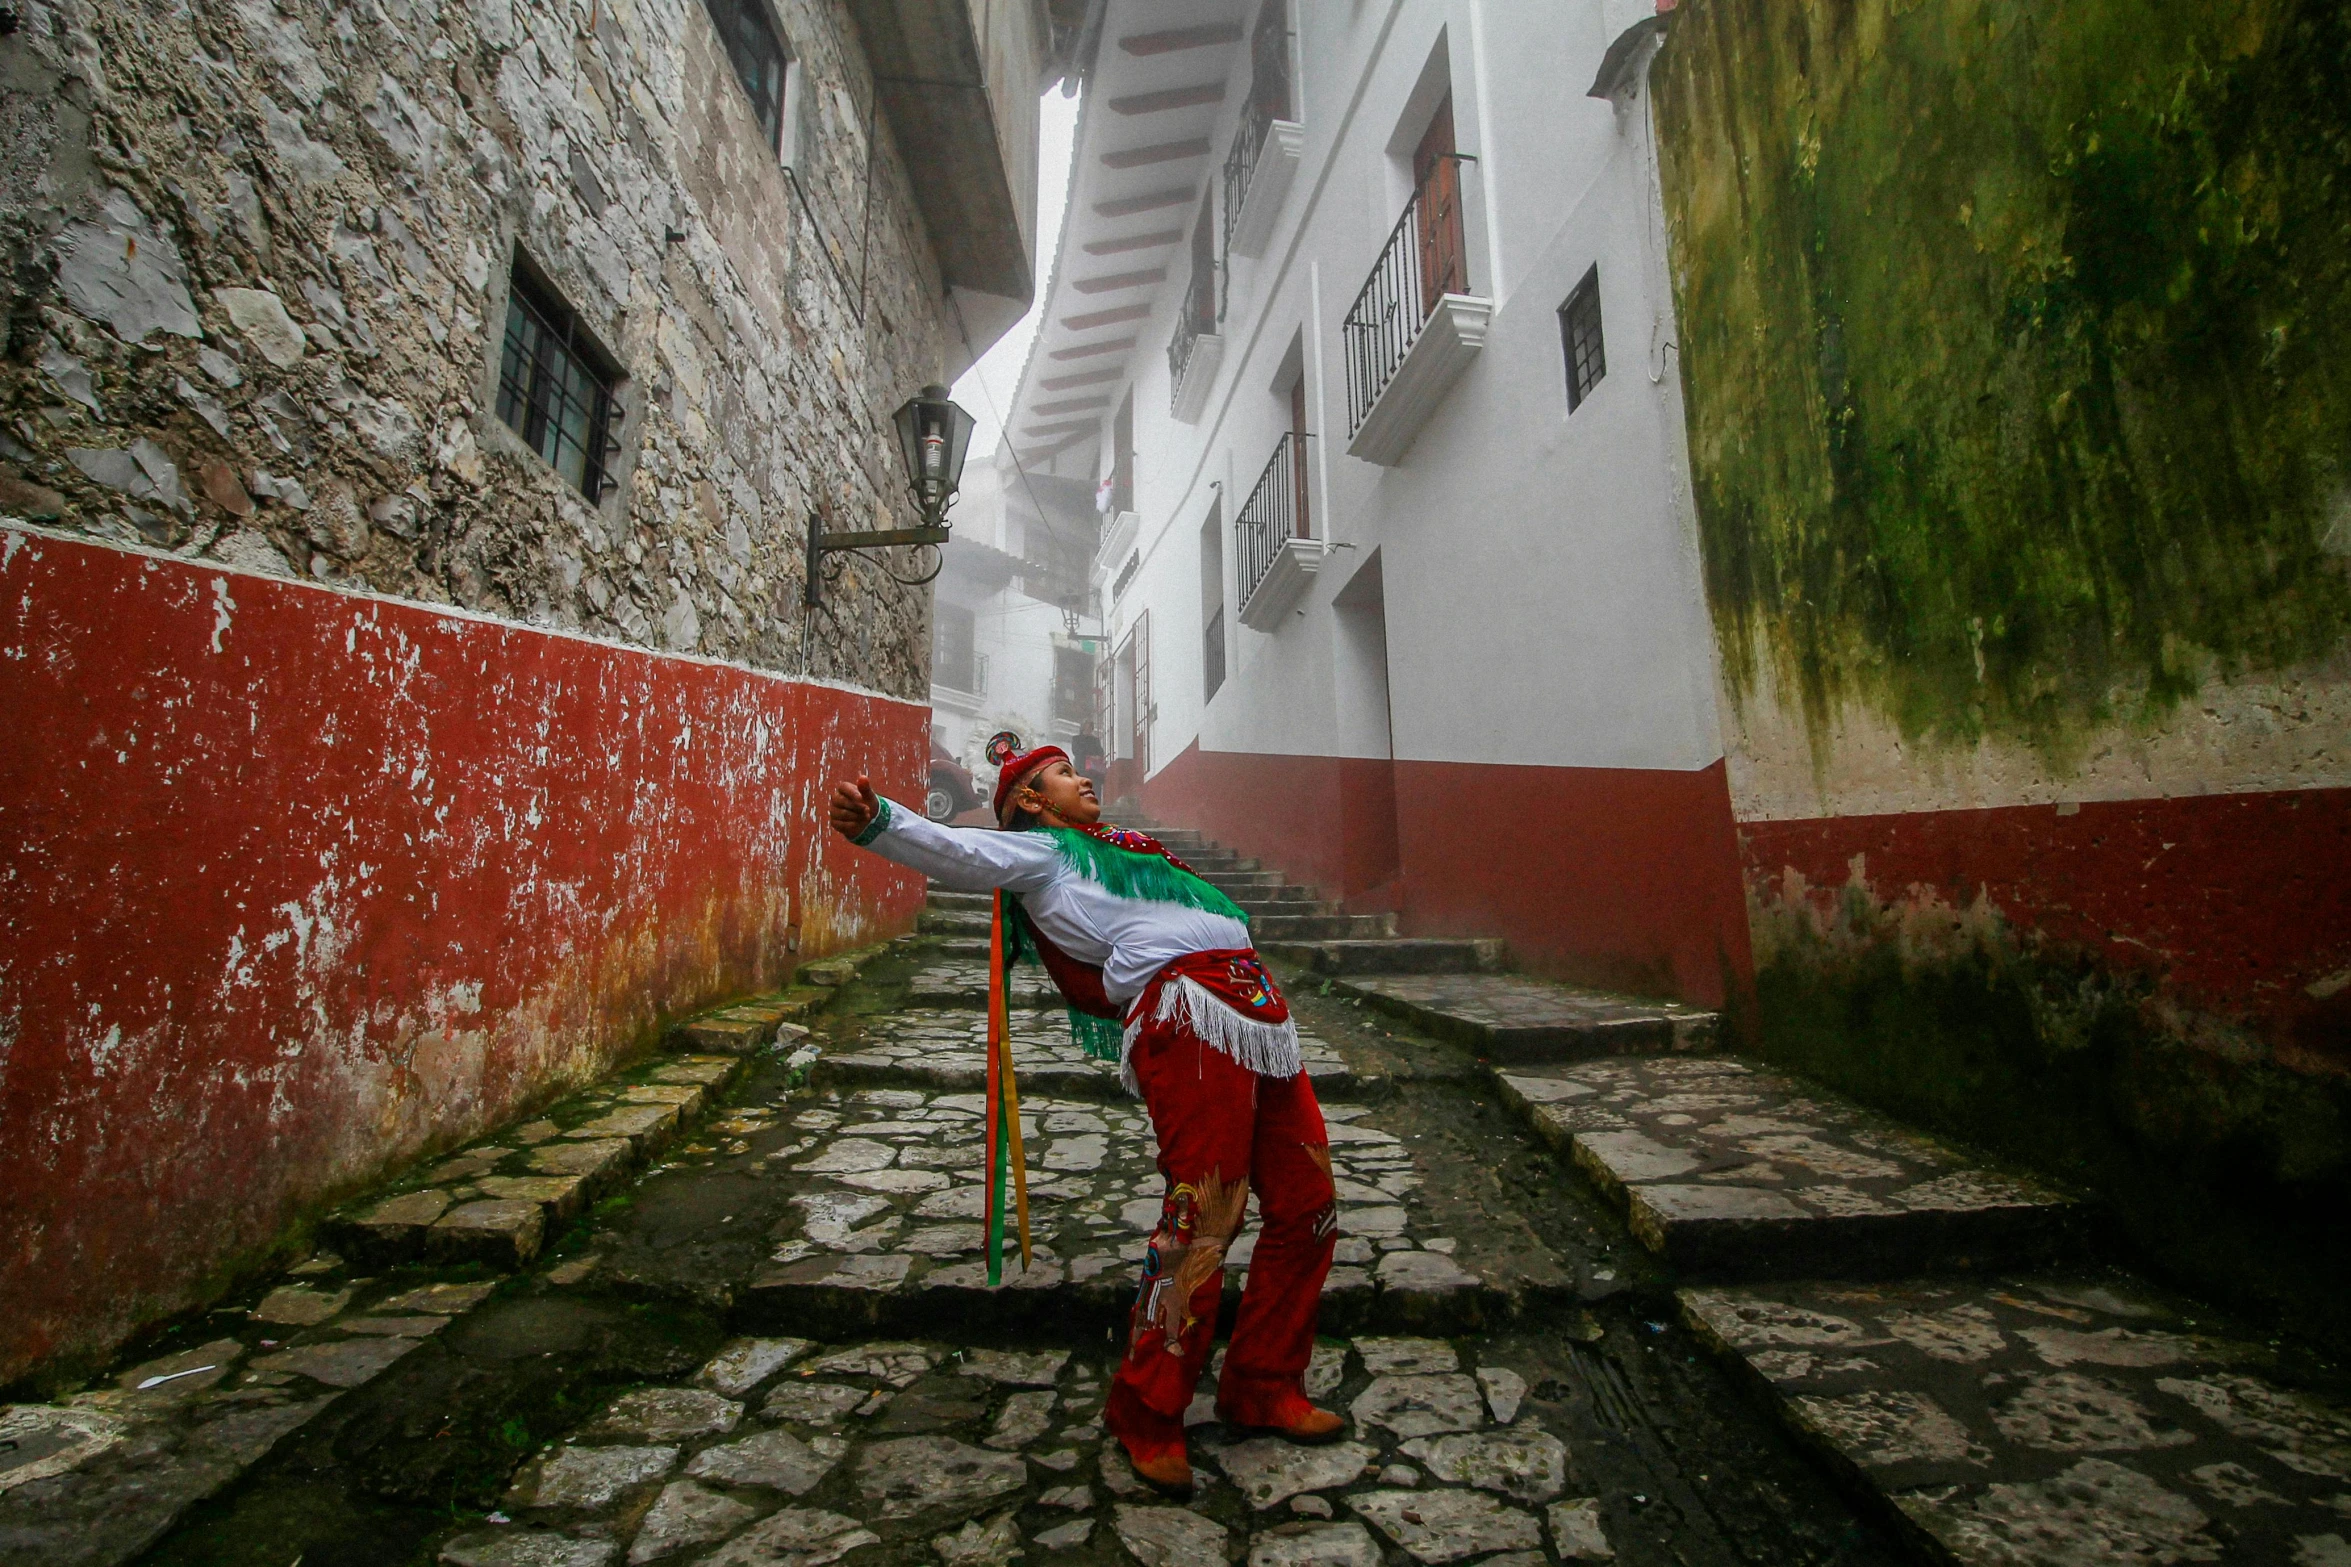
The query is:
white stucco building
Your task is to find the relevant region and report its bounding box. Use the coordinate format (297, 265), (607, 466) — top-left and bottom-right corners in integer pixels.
(997, 0), (1747, 1003)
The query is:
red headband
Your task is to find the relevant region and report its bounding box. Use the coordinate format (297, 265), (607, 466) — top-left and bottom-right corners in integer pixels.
(992, 745), (1071, 825)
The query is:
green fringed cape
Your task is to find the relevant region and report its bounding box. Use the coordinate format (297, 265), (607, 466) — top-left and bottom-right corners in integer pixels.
(1000, 825), (1249, 1060)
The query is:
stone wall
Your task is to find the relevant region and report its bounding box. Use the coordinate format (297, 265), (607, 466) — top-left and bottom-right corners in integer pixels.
(1650, 0), (2351, 1352)
(0, 0), (1030, 1389)
(0, 0), (960, 697)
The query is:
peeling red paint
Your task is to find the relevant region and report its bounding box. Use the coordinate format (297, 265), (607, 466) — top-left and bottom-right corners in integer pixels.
(0, 528), (923, 1385)
(1739, 789), (2351, 1064)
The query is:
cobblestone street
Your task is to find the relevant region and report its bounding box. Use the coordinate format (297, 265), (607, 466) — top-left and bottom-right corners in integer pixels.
(7, 840), (2350, 1567)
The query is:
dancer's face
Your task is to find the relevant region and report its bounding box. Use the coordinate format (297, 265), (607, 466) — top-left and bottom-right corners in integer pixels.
(1014, 759), (1101, 828)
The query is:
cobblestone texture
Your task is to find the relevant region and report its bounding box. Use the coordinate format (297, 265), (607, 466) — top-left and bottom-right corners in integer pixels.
(1492, 1055), (2084, 1279)
(1683, 1275), (2351, 1564)
(15, 866), (2350, 1566)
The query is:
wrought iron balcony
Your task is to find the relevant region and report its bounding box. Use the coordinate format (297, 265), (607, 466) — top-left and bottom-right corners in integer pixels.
(1166, 266), (1224, 423)
(1339, 173), (1492, 466)
(1223, 97), (1277, 251)
(1234, 432), (1327, 628)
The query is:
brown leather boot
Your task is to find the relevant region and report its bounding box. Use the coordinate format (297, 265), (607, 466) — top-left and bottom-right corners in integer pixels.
(1216, 1389), (1348, 1445)
(1122, 1433), (1196, 1498)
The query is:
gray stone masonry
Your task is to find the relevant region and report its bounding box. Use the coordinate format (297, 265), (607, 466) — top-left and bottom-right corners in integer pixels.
(1493, 1055), (2086, 1281)
(1683, 1275), (2351, 1564)
(0, 0), (963, 692)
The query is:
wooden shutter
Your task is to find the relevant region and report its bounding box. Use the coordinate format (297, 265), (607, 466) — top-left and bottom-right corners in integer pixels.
(1412, 97), (1466, 312)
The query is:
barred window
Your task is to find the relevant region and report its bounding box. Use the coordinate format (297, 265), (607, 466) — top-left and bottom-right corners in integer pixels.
(496, 263), (620, 499)
(703, 0), (788, 152)
(1559, 265), (1606, 413)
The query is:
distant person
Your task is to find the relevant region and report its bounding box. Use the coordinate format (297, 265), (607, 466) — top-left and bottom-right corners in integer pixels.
(825, 745), (1342, 1497)
(1074, 730), (1108, 781)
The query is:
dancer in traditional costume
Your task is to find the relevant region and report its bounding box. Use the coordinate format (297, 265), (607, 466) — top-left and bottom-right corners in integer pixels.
(826, 742), (1343, 1496)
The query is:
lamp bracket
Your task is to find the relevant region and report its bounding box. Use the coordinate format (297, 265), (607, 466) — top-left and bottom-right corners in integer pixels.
(803, 518), (952, 607)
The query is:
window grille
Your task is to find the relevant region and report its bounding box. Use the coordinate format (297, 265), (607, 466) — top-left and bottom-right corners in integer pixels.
(703, 0), (789, 152)
(496, 264), (620, 499)
(1560, 266), (1606, 412)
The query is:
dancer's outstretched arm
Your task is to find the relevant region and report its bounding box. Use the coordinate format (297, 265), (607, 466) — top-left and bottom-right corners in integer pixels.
(827, 774), (1059, 894)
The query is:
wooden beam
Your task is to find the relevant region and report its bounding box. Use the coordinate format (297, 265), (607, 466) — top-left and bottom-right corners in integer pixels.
(1033, 396), (1112, 414)
(1048, 338), (1136, 360)
(1072, 267), (1166, 294)
(1084, 229), (1185, 256)
(1101, 138), (1211, 169)
(1094, 186), (1195, 217)
(1118, 23), (1243, 55)
(1108, 82), (1227, 115)
(1062, 303), (1151, 330)
(1040, 368), (1122, 390)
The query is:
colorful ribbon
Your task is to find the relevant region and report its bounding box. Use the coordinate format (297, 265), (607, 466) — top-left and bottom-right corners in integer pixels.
(985, 889), (1032, 1285)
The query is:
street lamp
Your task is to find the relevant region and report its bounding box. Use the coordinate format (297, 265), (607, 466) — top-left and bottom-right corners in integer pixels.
(891, 383), (977, 528)
(805, 384), (976, 607)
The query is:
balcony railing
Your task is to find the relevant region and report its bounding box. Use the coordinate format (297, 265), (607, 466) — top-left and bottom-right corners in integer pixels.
(1222, 95), (1278, 254)
(1166, 265), (1219, 395)
(1341, 169), (1469, 436)
(1235, 431), (1307, 613)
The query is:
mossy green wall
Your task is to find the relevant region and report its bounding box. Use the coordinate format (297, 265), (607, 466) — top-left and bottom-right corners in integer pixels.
(1653, 0), (2351, 757)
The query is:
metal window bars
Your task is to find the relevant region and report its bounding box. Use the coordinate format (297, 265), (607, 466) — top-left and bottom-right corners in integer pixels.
(1222, 98), (1276, 254)
(1166, 262), (1220, 397)
(496, 276), (620, 500)
(1340, 160), (1474, 437)
(1222, 3), (1292, 251)
(1234, 431), (1306, 614)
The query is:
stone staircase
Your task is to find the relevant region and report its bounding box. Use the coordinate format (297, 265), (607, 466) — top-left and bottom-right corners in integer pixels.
(1125, 816), (2087, 1281)
(1099, 823), (2351, 1565)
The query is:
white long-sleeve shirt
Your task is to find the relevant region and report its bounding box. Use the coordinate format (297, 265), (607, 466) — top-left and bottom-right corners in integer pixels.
(852, 798), (1252, 1006)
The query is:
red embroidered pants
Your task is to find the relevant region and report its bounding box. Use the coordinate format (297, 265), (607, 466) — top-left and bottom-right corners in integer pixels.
(1104, 1006), (1338, 1449)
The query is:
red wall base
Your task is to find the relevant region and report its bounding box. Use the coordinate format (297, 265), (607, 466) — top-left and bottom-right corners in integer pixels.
(1740, 788), (2351, 1069)
(0, 529), (923, 1386)
(1391, 758), (1754, 1009)
(1138, 743), (1755, 1011)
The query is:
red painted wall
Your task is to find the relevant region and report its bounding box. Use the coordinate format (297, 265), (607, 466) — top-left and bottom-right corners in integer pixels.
(0, 529), (924, 1385)
(1133, 743), (1350, 899)
(1739, 788), (2351, 1069)
(1138, 743), (1754, 1011)
(1392, 759), (1754, 1010)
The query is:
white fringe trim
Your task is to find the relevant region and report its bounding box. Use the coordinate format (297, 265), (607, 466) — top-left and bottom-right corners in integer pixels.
(1119, 975), (1302, 1095)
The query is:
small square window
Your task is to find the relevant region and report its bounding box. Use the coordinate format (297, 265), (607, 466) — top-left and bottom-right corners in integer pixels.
(496, 261), (621, 499)
(1559, 266), (1606, 413)
(703, 0), (789, 153)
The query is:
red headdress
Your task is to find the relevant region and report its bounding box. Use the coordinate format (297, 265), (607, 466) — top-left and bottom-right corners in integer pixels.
(988, 735), (1070, 826)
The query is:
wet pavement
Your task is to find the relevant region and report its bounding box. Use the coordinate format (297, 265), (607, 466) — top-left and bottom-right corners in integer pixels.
(6, 881), (2348, 1567)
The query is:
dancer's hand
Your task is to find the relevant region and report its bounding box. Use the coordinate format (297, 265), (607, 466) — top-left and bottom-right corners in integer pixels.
(829, 776), (880, 838)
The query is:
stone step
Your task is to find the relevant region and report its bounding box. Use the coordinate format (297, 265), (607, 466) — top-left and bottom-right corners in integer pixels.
(327, 1054), (749, 1269)
(715, 1081), (1540, 1343)
(1227, 886), (1324, 908)
(904, 958), (1071, 1012)
(1263, 937), (1508, 976)
(1681, 1273), (2351, 1563)
(810, 1009), (1366, 1102)
(925, 888), (992, 913)
(674, 992), (826, 1053)
(1334, 973), (1716, 1061)
(1494, 1055), (2088, 1280)
(919, 910), (992, 936)
(1199, 868), (1286, 890)
(1250, 912), (1399, 941)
